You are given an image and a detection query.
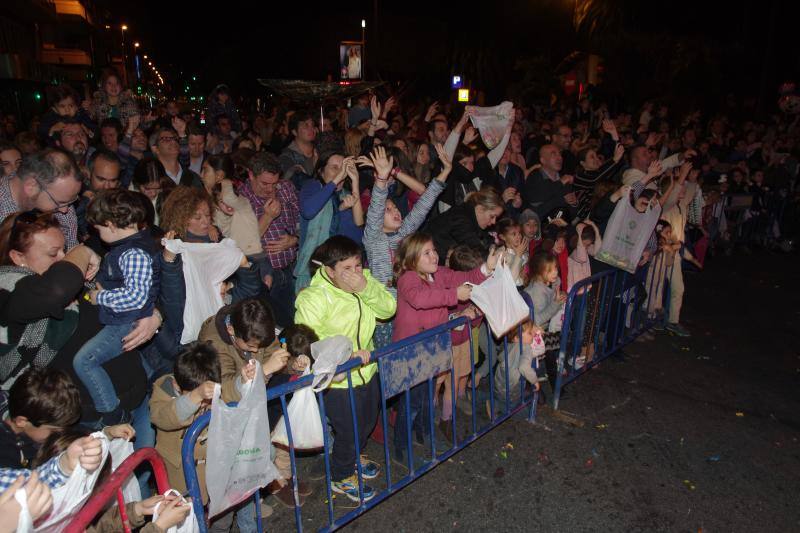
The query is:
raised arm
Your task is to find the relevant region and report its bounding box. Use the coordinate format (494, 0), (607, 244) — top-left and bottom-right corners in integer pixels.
(486, 119), (514, 168)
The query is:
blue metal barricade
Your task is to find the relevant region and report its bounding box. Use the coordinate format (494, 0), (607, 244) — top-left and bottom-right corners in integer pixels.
(181, 300), (540, 532)
(552, 266), (668, 409)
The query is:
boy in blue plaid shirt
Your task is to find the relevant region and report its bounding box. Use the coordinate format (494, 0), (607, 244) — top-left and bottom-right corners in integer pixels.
(73, 189), (160, 427)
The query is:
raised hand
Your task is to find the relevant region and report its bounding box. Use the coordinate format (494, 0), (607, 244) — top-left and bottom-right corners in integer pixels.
(370, 96), (381, 123)
(339, 194), (358, 211)
(613, 143), (625, 163)
(645, 160), (663, 181)
(369, 146), (394, 181)
(433, 143), (452, 181)
(424, 102), (440, 122)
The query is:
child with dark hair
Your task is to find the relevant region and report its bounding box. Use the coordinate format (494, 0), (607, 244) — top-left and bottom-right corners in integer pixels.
(443, 245), (485, 420)
(0, 367), (81, 469)
(149, 342), (220, 502)
(75, 189), (160, 427)
(281, 323), (318, 373)
(32, 427), (190, 533)
(198, 298), (289, 404)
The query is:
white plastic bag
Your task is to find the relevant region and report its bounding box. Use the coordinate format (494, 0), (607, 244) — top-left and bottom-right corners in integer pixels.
(271, 368), (324, 449)
(152, 489), (200, 533)
(162, 238), (244, 343)
(595, 196), (661, 273)
(205, 361), (279, 518)
(35, 432), (110, 533)
(469, 264), (530, 337)
(108, 438), (141, 504)
(467, 101), (514, 149)
(310, 336), (353, 391)
(13, 487), (33, 533)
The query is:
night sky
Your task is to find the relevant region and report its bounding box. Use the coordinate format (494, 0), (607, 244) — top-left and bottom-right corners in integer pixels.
(103, 0), (800, 106)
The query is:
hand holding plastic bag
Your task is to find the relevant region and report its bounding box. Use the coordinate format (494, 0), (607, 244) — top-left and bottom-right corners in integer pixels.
(310, 336), (354, 391)
(467, 101), (514, 149)
(272, 368), (324, 449)
(151, 489), (199, 533)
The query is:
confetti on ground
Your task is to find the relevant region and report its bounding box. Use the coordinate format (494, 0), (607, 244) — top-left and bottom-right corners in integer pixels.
(683, 479), (696, 490)
(503, 443), (514, 450)
(595, 424), (608, 430)
(499, 451), (508, 459)
(591, 448), (600, 458)
(584, 458), (594, 468)
(537, 452), (552, 466)
(736, 412), (745, 417)
(706, 454), (721, 462)
(493, 467), (505, 478)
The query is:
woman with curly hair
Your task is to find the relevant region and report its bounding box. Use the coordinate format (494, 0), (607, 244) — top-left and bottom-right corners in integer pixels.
(157, 186), (262, 344)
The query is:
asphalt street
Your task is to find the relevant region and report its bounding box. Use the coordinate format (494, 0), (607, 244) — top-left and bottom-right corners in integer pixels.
(267, 251), (800, 532)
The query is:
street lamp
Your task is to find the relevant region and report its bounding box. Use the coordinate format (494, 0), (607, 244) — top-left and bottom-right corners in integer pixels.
(120, 24), (128, 85)
(361, 19), (366, 80)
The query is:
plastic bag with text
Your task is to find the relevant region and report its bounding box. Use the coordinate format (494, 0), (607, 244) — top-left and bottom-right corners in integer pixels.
(205, 361), (279, 518)
(595, 196), (661, 274)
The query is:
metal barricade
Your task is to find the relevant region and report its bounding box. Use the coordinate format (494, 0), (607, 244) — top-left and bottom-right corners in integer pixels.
(552, 266), (668, 409)
(182, 304), (541, 532)
(64, 447), (171, 533)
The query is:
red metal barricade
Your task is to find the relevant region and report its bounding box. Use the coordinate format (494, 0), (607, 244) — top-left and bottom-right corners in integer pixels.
(64, 447), (171, 533)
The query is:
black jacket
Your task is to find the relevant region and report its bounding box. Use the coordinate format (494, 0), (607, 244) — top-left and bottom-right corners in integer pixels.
(424, 203), (494, 264)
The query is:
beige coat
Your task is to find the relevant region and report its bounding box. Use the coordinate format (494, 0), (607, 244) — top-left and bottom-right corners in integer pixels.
(197, 305), (280, 403)
(213, 180), (264, 257)
(149, 374), (209, 502)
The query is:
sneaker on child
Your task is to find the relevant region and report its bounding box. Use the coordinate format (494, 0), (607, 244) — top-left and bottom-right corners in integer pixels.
(331, 474), (376, 502)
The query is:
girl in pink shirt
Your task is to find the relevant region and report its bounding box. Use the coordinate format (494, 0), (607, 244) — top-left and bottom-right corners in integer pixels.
(392, 233), (498, 453)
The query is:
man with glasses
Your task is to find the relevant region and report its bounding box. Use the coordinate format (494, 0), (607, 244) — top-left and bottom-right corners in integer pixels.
(552, 125), (578, 175)
(0, 148), (81, 249)
(148, 126), (201, 188)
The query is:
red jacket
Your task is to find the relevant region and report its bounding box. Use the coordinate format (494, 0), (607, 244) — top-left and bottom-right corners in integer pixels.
(393, 266), (486, 343)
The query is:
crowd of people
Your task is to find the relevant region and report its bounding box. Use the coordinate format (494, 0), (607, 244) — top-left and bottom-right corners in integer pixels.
(0, 65), (797, 531)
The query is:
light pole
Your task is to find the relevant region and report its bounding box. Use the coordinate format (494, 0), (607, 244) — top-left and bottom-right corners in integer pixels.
(120, 24), (128, 85)
(361, 19), (366, 80)
(133, 42), (141, 82)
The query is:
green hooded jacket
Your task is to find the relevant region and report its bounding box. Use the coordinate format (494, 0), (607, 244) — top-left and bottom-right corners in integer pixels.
(295, 267), (396, 388)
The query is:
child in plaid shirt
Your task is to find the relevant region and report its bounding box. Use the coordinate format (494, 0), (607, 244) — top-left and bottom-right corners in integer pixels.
(73, 190), (160, 427)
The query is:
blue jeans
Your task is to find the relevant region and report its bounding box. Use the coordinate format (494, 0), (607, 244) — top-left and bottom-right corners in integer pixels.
(393, 382), (431, 457)
(73, 322), (134, 413)
(131, 393), (155, 497)
(261, 266), (296, 328)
